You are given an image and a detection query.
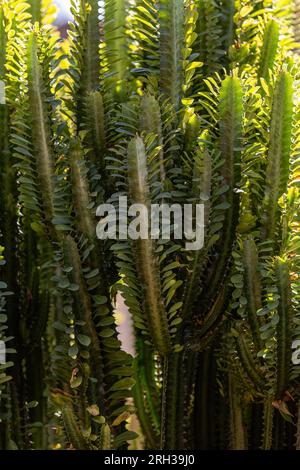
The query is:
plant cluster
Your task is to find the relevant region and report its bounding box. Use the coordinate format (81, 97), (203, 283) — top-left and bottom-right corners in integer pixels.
(0, 0), (300, 450)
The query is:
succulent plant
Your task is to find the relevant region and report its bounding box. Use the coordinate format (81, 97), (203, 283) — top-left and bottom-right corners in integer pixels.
(0, 0), (299, 450)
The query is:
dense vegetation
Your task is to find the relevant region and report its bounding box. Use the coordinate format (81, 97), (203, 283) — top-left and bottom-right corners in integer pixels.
(0, 0), (300, 450)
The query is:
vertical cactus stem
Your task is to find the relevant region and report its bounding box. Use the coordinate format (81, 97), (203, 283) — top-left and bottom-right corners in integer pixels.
(127, 136), (171, 356)
(0, 8), (19, 349)
(137, 340), (160, 433)
(69, 141), (111, 294)
(197, 351), (210, 448)
(132, 358), (158, 449)
(27, 32), (55, 229)
(100, 424), (111, 450)
(219, 76), (243, 193)
(199, 76), (243, 314)
(78, 363), (90, 432)
(83, 0), (100, 94)
(104, 0), (129, 101)
(261, 72), (293, 241)
(69, 141), (96, 239)
(61, 401), (91, 450)
(235, 334), (265, 391)
(63, 236), (106, 411)
(258, 20), (279, 80)
(275, 257), (292, 398)
(228, 371), (246, 450)
(140, 94), (166, 186)
(160, 354), (180, 449)
(183, 145), (212, 318)
(242, 238), (263, 352)
(85, 91), (106, 169)
(222, 0), (235, 60)
(0, 0), (299, 452)
(9, 383), (23, 449)
(176, 351), (198, 449)
(0, 8), (6, 77)
(195, 0), (224, 77)
(262, 399), (273, 450)
(28, 0), (42, 23)
(72, 0), (102, 141)
(159, 0), (185, 111)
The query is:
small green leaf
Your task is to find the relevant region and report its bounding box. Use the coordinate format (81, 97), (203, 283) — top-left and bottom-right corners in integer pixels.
(70, 375), (82, 389)
(0, 362), (13, 370)
(109, 378), (136, 391)
(68, 344), (79, 358)
(99, 329), (115, 338)
(94, 295), (108, 305)
(53, 321), (66, 332)
(87, 404), (100, 416)
(0, 375), (12, 385)
(114, 431), (139, 448)
(26, 401), (39, 409)
(77, 334), (91, 347)
(92, 415), (105, 424)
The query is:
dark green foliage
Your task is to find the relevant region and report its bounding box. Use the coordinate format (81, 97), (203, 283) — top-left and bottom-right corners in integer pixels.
(0, 0), (299, 451)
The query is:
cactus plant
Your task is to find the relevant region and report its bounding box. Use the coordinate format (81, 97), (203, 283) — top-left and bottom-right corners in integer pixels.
(0, 0), (299, 451)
